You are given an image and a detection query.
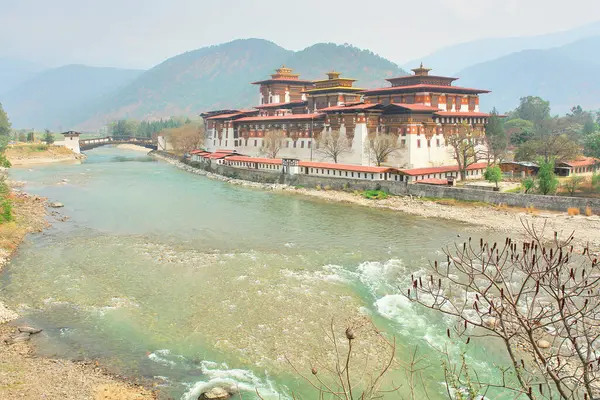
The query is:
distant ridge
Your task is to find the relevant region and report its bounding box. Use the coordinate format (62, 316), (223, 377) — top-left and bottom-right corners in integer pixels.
(455, 36), (600, 114)
(0, 64), (143, 129)
(403, 20), (600, 75)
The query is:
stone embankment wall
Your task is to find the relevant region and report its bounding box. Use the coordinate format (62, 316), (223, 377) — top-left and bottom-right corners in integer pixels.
(154, 152), (600, 213)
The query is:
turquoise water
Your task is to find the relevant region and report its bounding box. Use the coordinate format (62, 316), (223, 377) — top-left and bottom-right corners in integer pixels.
(2, 147), (509, 399)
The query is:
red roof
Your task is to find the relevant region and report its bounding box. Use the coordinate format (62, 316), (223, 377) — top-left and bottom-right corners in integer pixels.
(435, 111), (491, 117)
(190, 149), (210, 155)
(415, 178), (449, 185)
(561, 157), (600, 168)
(205, 112), (247, 120)
(320, 103), (382, 112)
(224, 156), (282, 165)
(207, 152), (236, 159)
(399, 162), (487, 176)
(251, 78), (314, 85)
(361, 84), (490, 95)
(235, 113), (324, 122)
(254, 101), (307, 109)
(299, 161), (396, 174)
(389, 103), (440, 112)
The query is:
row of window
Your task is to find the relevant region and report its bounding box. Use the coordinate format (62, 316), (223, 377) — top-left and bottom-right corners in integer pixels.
(306, 168), (379, 180)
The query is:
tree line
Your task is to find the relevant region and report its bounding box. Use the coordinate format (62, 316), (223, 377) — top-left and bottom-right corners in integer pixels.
(106, 117), (189, 139)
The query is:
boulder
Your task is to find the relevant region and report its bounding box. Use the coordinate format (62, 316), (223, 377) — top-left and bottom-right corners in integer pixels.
(5, 332), (31, 344)
(199, 387), (231, 400)
(49, 202), (64, 208)
(18, 326), (42, 334)
(537, 339), (551, 349)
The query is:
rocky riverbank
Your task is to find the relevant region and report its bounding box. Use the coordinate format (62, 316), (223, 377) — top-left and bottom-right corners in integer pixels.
(153, 152), (600, 250)
(6, 145), (85, 166)
(0, 183), (156, 399)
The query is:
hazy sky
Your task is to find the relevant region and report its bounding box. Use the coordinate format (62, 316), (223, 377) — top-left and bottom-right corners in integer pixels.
(2, 0), (600, 69)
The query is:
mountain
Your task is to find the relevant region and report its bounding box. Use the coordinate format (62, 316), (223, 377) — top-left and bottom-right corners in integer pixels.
(1, 65), (143, 129)
(68, 39), (407, 131)
(455, 36), (600, 114)
(0, 58), (45, 94)
(402, 20), (600, 75)
(283, 43), (404, 88)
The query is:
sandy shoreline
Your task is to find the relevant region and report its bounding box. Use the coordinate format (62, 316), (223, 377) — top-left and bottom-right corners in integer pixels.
(153, 152), (600, 250)
(115, 144), (152, 153)
(0, 186), (156, 399)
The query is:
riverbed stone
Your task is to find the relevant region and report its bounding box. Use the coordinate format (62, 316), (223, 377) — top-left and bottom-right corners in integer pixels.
(5, 332), (31, 345)
(18, 326), (42, 334)
(49, 202), (64, 208)
(199, 387), (230, 400)
(537, 339), (551, 349)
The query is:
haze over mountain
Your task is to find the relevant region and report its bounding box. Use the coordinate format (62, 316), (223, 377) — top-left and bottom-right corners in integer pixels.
(65, 39), (406, 131)
(1, 65), (143, 130)
(0, 58), (46, 94)
(456, 36), (600, 114)
(403, 20), (600, 75)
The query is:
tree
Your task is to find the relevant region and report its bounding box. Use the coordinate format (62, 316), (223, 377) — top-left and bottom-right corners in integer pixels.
(563, 175), (584, 196)
(43, 129), (54, 145)
(592, 173), (600, 192)
(446, 122), (485, 180)
(505, 118), (535, 146)
(316, 129), (351, 163)
(515, 117), (581, 163)
(166, 123), (206, 155)
(407, 223), (600, 400)
(26, 132), (34, 142)
(17, 132), (26, 142)
(485, 108), (507, 163)
(522, 177), (535, 194)
(367, 133), (401, 166)
(109, 119), (138, 138)
(584, 132), (600, 158)
(260, 129), (286, 159)
(537, 158), (559, 195)
(0, 103), (11, 138)
(511, 96), (551, 122)
(484, 165), (502, 188)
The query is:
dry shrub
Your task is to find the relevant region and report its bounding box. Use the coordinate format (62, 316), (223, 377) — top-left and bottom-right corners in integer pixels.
(567, 207), (580, 216)
(526, 205), (538, 215)
(584, 206), (593, 216)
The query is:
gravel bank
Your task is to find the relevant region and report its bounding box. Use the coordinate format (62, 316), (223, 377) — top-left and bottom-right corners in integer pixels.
(154, 153), (600, 250)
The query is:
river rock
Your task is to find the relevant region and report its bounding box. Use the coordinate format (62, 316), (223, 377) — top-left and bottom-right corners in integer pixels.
(49, 202), (64, 208)
(537, 339), (551, 349)
(5, 332), (31, 344)
(199, 387), (231, 400)
(18, 326), (42, 334)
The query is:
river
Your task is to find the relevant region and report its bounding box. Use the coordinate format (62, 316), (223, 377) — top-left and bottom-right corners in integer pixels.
(2, 147), (508, 399)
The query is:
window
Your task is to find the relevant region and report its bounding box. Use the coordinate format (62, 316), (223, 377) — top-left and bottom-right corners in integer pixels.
(436, 139), (440, 147)
(427, 139), (431, 148)
(293, 141), (297, 148)
(401, 139), (406, 147)
(254, 140), (257, 147)
(417, 140), (421, 148)
(351, 172), (354, 177)
(301, 141), (304, 148)
(345, 171), (348, 177)
(371, 174), (374, 179)
(327, 170), (330, 175)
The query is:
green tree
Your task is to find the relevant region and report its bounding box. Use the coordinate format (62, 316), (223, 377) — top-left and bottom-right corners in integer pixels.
(484, 108), (507, 162)
(18, 132), (26, 142)
(536, 158), (559, 195)
(505, 118), (535, 145)
(584, 132), (600, 158)
(511, 96), (551, 122)
(593, 173), (600, 191)
(26, 131), (35, 142)
(43, 129), (55, 145)
(483, 165), (502, 188)
(515, 117), (581, 163)
(0, 102), (11, 138)
(522, 177), (535, 194)
(563, 175), (584, 196)
(582, 120), (598, 136)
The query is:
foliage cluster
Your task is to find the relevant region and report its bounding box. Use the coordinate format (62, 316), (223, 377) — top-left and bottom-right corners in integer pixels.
(108, 117), (189, 139)
(362, 190), (388, 200)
